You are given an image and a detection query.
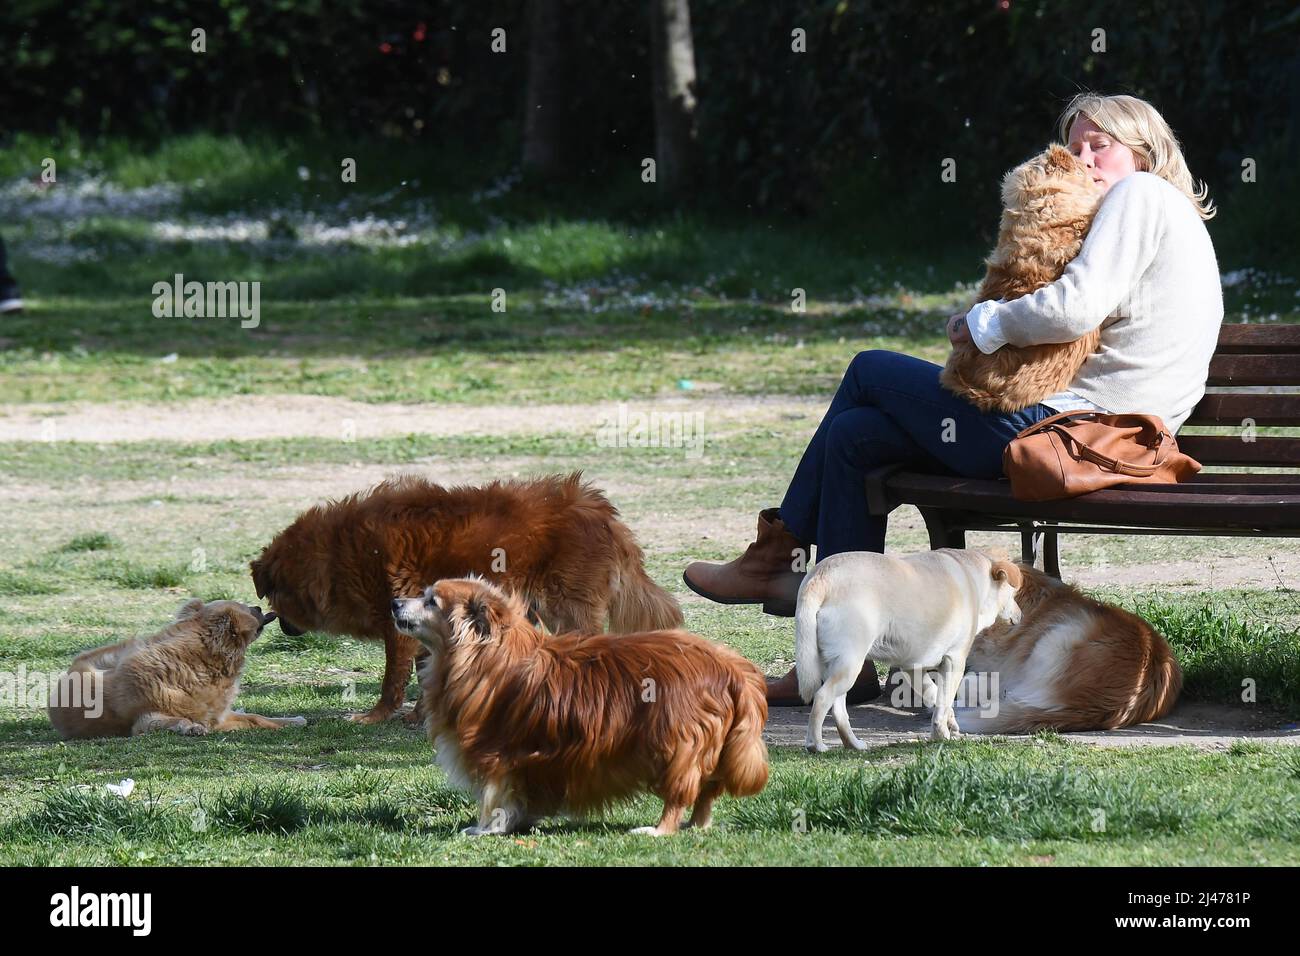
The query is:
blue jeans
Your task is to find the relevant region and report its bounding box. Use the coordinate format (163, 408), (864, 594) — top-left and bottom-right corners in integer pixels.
(779, 349), (1055, 558)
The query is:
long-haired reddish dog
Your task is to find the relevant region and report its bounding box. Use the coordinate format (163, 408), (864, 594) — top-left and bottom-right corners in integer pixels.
(392, 577), (769, 836)
(251, 473), (682, 724)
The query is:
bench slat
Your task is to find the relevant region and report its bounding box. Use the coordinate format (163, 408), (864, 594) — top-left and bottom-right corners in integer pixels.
(1216, 324), (1300, 353)
(1182, 473), (1300, 484)
(1206, 354), (1300, 387)
(872, 472), (1300, 529)
(1186, 393), (1300, 426)
(1177, 435), (1300, 466)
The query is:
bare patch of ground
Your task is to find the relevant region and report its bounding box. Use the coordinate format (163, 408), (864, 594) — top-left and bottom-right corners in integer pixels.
(0, 394), (822, 443)
(763, 700), (1300, 750)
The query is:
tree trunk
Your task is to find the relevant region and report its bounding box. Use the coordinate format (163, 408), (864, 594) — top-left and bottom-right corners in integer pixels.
(648, 0), (698, 194)
(522, 0), (566, 178)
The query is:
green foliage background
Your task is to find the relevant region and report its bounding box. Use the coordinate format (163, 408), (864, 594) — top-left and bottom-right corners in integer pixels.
(4, 1), (1297, 208)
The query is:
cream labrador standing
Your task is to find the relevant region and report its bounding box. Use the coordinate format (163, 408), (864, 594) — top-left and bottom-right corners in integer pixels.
(796, 548), (1022, 750)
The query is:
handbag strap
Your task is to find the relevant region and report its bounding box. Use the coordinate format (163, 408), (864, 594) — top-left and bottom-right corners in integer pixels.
(1014, 410), (1174, 476)
(1069, 431), (1171, 475)
(1013, 409), (1107, 439)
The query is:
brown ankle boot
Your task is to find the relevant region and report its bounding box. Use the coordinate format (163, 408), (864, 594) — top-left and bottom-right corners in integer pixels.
(683, 508), (806, 616)
(766, 661), (882, 707)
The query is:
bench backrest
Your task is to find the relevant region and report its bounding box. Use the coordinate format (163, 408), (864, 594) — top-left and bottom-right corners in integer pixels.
(1181, 324), (1300, 468)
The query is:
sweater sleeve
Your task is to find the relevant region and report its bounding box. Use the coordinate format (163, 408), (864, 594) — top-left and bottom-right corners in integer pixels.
(966, 299), (1007, 354)
(971, 172), (1169, 347)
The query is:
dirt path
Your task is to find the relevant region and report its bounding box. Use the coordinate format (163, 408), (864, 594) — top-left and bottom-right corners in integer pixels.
(5, 392), (1300, 594)
(0, 394), (822, 443)
(763, 700), (1300, 750)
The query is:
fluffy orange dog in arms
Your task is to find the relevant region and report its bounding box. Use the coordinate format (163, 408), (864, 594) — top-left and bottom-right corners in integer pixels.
(392, 577), (769, 836)
(941, 143), (1104, 412)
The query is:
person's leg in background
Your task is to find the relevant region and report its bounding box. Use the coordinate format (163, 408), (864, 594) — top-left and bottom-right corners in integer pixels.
(685, 347), (1054, 704)
(758, 402), (943, 706)
(764, 349), (1053, 702)
(780, 349), (1046, 551)
(684, 349), (948, 616)
(804, 404), (936, 556)
(0, 236), (23, 314)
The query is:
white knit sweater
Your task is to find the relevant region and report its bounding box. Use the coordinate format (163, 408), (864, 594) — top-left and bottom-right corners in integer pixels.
(965, 171), (1224, 433)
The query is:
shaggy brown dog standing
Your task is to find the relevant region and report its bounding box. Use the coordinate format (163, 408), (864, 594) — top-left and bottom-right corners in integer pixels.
(251, 472), (683, 724)
(47, 599), (300, 739)
(392, 577), (768, 835)
(941, 144), (1105, 412)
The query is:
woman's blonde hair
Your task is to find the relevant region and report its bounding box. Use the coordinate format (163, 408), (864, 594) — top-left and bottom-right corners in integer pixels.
(1057, 92), (1215, 220)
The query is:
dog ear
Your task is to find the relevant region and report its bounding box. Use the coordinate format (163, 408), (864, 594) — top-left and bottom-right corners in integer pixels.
(463, 596), (494, 642)
(1045, 142), (1077, 174)
(250, 558), (270, 601)
(176, 598), (206, 620)
(209, 603), (261, 651)
(990, 559), (1024, 590)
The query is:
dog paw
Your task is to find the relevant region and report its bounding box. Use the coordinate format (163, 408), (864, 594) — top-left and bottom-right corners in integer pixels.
(282, 716), (308, 727)
(804, 740), (829, 754)
(460, 826), (492, 837)
(930, 723), (952, 742)
(628, 826), (670, 837)
(346, 709), (397, 724)
(179, 722), (208, 736)
(400, 708), (427, 728)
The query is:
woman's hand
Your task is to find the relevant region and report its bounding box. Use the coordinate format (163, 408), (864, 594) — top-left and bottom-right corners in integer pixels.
(947, 311), (973, 345)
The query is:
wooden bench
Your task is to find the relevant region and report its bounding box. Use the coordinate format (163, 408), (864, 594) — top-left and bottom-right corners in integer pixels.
(863, 324), (1300, 578)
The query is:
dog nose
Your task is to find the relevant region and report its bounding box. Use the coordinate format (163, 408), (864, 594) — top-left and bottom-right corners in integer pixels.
(390, 598), (401, 614)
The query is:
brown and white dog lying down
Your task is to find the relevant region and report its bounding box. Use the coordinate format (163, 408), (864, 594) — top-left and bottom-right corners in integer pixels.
(940, 563), (1182, 734)
(392, 577), (769, 836)
(251, 472), (683, 724)
(47, 599), (303, 739)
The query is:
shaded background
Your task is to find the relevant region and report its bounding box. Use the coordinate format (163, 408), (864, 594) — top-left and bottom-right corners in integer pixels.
(4, 0), (1298, 265)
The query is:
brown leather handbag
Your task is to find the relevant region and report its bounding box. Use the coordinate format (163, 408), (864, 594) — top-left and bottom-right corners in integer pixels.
(1003, 410), (1202, 501)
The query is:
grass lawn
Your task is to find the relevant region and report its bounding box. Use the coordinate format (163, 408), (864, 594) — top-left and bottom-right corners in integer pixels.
(1, 134), (1298, 865)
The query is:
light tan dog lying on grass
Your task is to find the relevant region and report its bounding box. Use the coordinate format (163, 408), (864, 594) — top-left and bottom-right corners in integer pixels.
(47, 599), (306, 739)
(940, 143), (1104, 413)
(796, 548), (1022, 749)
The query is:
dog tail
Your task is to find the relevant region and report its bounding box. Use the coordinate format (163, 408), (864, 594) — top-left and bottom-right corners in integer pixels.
(718, 666), (769, 797)
(608, 531), (684, 633)
(1122, 638), (1184, 726)
(794, 578), (823, 704)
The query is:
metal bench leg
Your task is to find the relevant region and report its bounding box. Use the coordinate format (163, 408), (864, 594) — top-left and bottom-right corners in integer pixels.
(919, 507), (965, 550)
(1020, 526), (1042, 569)
(1043, 528), (1061, 580)
(1018, 524), (1062, 578)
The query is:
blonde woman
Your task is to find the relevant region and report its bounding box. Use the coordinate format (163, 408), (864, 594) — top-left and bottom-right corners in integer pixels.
(684, 92), (1224, 706)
